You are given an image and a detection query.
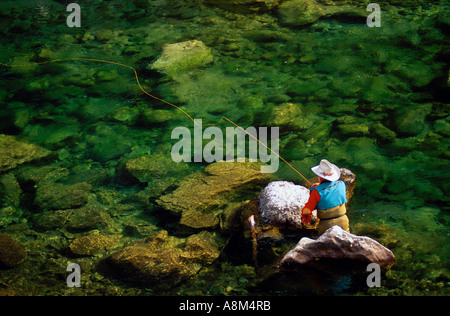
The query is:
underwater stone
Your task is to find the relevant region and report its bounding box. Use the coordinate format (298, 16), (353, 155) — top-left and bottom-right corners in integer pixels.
(277, 0), (324, 26)
(0, 234), (26, 268)
(157, 161), (272, 216)
(264, 103), (314, 132)
(433, 118), (450, 137)
(150, 40), (213, 76)
(123, 154), (191, 183)
(108, 107), (139, 125)
(280, 225), (397, 269)
(0, 134), (52, 174)
(0, 173), (22, 208)
(277, 0), (365, 27)
(106, 230), (223, 289)
(69, 233), (120, 256)
(205, 0), (279, 13)
(65, 205), (112, 232)
(370, 122), (397, 141)
(394, 103), (432, 136)
(0, 206), (22, 228)
(34, 182), (92, 211)
(180, 209), (219, 230)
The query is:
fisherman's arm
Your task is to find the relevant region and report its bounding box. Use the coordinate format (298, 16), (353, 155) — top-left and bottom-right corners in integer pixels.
(301, 189), (320, 225)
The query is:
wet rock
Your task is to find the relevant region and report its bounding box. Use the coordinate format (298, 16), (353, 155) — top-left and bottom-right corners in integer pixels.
(205, 0), (279, 13)
(264, 103), (315, 132)
(69, 233), (120, 256)
(156, 162), (272, 229)
(150, 40), (213, 76)
(387, 62), (437, 88)
(106, 230), (223, 289)
(16, 166), (69, 186)
(336, 116), (370, 135)
(34, 182), (92, 211)
(259, 181), (312, 229)
(433, 118), (450, 137)
(0, 102), (30, 134)
(123, 154), (190, 184)
(0, 134), (52, 174)
(0, 173), (22, 208)
(180, 209), (219, 230)
(108, 107), (139, 125)
(280, 226), (397, 269)
(221, 202), (248, 233)
(0, 206), (22, 228)
(140, 108), (183, 125)
(0, 234), (26, 268)
(370, 122), (397, 141)
(277, 0), (366, 27)
(65, 205), (112, 232)
(277, 0), (324, 26)
(338, 168), (357, 204)
(34, 205), (111, 232)
(394, 103), (432, 136)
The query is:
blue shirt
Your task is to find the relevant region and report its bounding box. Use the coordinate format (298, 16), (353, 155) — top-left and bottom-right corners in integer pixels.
(312, 180), (347, 210)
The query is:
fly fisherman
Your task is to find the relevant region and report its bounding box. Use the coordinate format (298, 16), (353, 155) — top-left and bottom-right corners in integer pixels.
(301, 159), (349, 235)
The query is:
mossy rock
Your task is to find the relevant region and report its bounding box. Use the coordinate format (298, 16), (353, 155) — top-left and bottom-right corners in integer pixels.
(0, 234), (26, 268)
(150, 40), (213, 76)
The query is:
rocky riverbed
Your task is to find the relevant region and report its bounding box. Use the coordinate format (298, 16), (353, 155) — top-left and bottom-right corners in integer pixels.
(0, 0), (449, 296)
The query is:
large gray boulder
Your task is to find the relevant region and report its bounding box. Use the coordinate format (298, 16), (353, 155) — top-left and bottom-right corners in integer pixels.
(280, 225), (397, 269)
(259, 181), (316, 228)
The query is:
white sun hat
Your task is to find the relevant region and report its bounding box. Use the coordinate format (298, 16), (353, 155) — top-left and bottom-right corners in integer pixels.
(311, 159), (341, 182)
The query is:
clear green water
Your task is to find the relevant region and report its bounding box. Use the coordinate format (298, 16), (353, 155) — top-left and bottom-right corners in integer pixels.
(0, 0), (449, 295)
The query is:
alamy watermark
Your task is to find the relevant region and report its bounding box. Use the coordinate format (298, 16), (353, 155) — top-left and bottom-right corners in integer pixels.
(367, 3), (381, 28)
(66, 263), (81, 288)
(171, 119), (280, 173)
(366, 263), (381, 288)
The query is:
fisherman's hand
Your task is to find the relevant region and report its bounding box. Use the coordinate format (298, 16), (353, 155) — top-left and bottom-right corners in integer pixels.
(311, 182), (320, 188)
(301, 208), (312, 225)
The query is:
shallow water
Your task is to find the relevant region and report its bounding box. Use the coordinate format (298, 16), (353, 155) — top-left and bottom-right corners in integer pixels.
(0, 0), (449, 296)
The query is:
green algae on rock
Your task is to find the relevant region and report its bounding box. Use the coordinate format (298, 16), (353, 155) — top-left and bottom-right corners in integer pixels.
(69, 233), (120, 256)
(0, 134), (52, 174)
(34, 182), (92, 211)
(123, 153), (191, 183)
(0, 0), (448, 297)
(106, 230), (224, 289)
(157, 161), (272, 210)
(156, 161), (273, 230)
(150, 40), (213, 76)
(0, 234), (26, 268)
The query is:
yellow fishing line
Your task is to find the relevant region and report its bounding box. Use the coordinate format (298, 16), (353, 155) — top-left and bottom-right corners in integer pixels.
(0, 57), (312, 184)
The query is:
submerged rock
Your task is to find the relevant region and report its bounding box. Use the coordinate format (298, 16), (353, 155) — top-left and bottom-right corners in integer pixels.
(0, 173), (22, 208)
(280, 226), (397, 270)
(34, 182), (92, 211)
(157, 161), (272, 229)
(34, 205), (111, 232)
(205, 0), (278, 12)
(150, 40), (213, 76)
(69, 233), (120, 256)
(394, 103), (432, 136)
(277, 0), (366, 27)
(264, 103), (315, 132)
(0, 234), (26, 268)
(106, 230), (224, 289)
(123, 154), (190, 184)
(0, 134), (52, 174)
